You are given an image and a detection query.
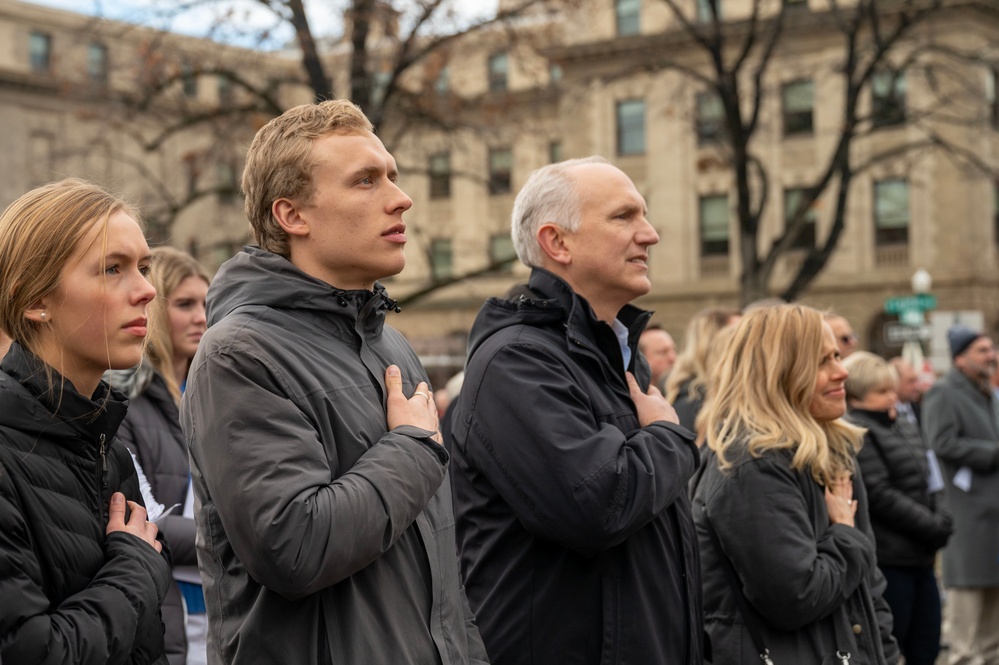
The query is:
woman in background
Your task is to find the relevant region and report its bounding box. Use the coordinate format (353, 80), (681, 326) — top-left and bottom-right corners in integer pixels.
(692, 304), (898, 664)
(110, 246), (210, 665)
(844, 351), (951, 665)
(665, 306), (740, 430)
(0, 178), (169, 664)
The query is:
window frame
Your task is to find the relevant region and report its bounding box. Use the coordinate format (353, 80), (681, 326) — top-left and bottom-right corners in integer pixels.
(699, 194), (730, 257)
(428, 152), (451, 199)
(616, 99), (646, 156)
(783, 188), (818, 249)
(782, 79), (815, 136)
(29, 31), (52, 72)
(487, 52), (509, 93)
(873, 178), (910, 246)
(430, 238), (454, 280)
(488, 147), (513, 195)
(615, 0), (641, 36)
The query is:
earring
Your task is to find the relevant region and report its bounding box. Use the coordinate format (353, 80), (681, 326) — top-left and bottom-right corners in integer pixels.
(39, 312), (47, 320)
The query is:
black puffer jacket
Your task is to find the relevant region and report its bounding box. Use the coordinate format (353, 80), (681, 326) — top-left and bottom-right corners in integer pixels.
(0, 343), (172, 665)
(847, 408), (952, 567)
(108, 363), (196, 665)
(449, 268), (703, 664)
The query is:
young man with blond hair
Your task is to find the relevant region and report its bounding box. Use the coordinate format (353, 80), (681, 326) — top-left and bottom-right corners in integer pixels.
(181, 100), (487, 665)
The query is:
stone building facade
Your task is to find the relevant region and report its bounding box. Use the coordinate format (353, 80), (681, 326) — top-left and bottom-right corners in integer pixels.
(2, 0), (998, 380)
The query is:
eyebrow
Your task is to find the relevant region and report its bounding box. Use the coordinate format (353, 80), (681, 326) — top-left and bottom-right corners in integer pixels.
(104, 252), (152, 263)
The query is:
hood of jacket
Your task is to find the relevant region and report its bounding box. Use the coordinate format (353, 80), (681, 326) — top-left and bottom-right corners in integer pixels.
(466, 267), (652, 369)
(207, 246), (402, 334)
(0, 342), (127, 449)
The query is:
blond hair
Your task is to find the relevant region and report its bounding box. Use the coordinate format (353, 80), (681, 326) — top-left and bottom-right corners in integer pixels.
(0, 178), (139, 359)
(843, 351), (897, 403)
(701, 304), (864, 485)
(665, 306), (741, 403)
(145, 246), (210, 402)
(242, 100), (374, 257)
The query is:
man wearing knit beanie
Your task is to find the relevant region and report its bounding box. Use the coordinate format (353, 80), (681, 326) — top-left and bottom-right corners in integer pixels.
(923, 324), (999, 665)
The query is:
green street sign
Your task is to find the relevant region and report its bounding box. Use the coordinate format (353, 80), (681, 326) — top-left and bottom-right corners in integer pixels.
(884, 293), (937, 315)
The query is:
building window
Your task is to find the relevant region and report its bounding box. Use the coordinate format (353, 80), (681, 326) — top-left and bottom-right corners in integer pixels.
(873, 179), (909, 245)
(696, 91), (724, 145)
(217, 162), (238, 204)
(87, 43), (108, 83)
(181, 63), (198, 97)
(430, 239), (453, 280)
(697, 0), (720, 22)
(371, 70), (391, 107)
(872, 70), (906, 127)
(782, 80), (814, 135)
(488, 148), (513, 195)
(435, 66), (450, 95)
(217, 75), (233, 107)
(29, 32), (52, 72)
(616, 99), (646, 156)
(429, 152), (451, 199)
(489, 233), (516, 270)
(987, 69), (998, 129)
(616, 0), (641, 36)
(700, 194), (729, 256)
(784, 188), (817, 249)
(488, 52), (508, 93)
(549, 140), (562, 163)
(549, 62), (563, 84)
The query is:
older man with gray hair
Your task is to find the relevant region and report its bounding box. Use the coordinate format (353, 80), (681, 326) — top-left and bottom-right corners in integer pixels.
(447, 157), (702, 664)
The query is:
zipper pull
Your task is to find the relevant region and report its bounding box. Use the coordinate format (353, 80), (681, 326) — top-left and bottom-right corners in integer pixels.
(836, 651), (851, 664)
(99, 433), (107, 473)
(760, 650), (774, 665)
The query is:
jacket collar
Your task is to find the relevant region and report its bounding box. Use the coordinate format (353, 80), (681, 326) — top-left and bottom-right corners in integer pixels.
(526, 268), (653, 375)
(0, 342), (127, 450)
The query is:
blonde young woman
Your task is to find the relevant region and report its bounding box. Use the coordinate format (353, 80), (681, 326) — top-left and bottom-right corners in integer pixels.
(108, 246), (210, 665)
(691, 305), (899, 664)
(665, 306), (741, 430)
(0, 179), (170, 664)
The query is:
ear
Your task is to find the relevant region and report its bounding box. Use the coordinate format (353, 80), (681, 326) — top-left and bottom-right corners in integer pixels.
(23, 302), (48, 324)
(537, 223), (573, 267)
(272, 198), (311, 238)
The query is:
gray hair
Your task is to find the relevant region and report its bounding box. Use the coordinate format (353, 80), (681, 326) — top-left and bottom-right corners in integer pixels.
(511, 156), (608, 267)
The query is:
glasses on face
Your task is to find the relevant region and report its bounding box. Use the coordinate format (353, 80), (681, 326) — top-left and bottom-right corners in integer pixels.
(839, 334), (858, 345)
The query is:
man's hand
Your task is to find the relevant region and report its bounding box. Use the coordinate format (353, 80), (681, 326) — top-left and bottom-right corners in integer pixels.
(106, 492), (162, 553)
(626, 372), (680, 427)
(386, 365), (443, 445)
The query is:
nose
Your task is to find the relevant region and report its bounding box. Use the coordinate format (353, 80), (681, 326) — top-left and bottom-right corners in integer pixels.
(638, 216), (659, 247)
(134, 271), (156, 305)
(193, 302), (207, 325)
(388, 180), (413, 214)
(832, 358), (849, 381)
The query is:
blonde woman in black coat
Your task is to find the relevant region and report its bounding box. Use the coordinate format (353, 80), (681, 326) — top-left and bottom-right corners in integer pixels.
(844, 351), (951, 665)
(0, 179), (169, 664)
(692, 304), (899, 664)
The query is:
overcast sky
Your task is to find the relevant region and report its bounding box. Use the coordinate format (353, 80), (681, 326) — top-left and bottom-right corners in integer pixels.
(23, 0), (501, 48)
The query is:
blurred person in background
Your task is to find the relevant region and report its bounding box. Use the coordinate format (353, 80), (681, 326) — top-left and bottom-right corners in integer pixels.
(107, 246), (211, 665)
(922, 325), (999, 665)
(890, 356), (923, 426)
(665, 306), (741, 431)
(826, 312), (859, 358)
(639, 323), (677, 392)
(845, 351), (951, 665)
(0, 178), (169, 664)
(692, 304), (898, 664)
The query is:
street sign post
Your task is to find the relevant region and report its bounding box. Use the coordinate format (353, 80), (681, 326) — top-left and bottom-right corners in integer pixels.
(883, 322), (933, 346)
(883, 294), (938, 315)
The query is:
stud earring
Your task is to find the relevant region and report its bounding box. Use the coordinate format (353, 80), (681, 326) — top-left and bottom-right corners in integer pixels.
(40, 312), (47, 320)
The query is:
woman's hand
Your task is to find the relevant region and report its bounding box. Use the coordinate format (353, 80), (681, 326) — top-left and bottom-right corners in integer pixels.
(106, 492), (162, 552)
(824, 472), (857, 527)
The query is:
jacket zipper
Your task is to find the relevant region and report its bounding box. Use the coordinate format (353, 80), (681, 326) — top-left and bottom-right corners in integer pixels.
(98, 433), (108, 519)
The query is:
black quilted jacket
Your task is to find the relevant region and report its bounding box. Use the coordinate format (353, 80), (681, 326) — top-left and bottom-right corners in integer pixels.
(0, 343), (171, 665)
